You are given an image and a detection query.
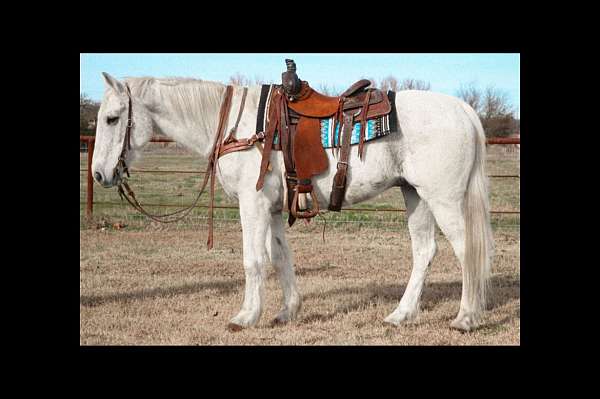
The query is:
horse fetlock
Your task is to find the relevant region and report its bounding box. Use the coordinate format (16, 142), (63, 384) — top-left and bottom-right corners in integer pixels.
(272, 295), (302, 325)
(383, 309), (418, 326)
(288, 293), (302, 318)
(450, 311), (481, 332)
(229, 310), (261, 330)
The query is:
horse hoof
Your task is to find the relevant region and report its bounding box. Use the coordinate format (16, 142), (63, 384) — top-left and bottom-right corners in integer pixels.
(383, 311), (415, 326)
(227, 322), (244, 332)
(270, 317), (287, 327)
(450, 315), (477, 332)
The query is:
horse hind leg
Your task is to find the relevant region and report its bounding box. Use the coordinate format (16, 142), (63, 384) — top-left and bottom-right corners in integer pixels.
(424, 195), (490, 332)
(384, 184), (437, 326)
(266, 211), (302, 325)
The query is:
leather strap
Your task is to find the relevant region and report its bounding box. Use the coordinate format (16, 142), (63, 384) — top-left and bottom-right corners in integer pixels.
(256, 90), (282, 191)
(328, 112), (355, 211)
(358, 89), (371, 160)
(219, 131), (264, 157)
(207, 85), (235, 249)
(223, 87), (248, 145)
(113, 84), (135, 180)
(279, 90), (298, 225)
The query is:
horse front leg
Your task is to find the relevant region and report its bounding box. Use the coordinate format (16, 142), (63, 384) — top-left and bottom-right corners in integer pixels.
(227, 193), (272, 331)
(267, 211), (302, 325)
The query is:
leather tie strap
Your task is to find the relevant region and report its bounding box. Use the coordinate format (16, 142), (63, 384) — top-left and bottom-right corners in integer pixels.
(219, 131), (264, 157)
(256, 89), (282, 191)
(358, 89), (371, 160)
(223, 87), (248, 145)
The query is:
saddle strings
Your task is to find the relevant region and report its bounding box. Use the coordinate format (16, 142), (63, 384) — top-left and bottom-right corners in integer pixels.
(317, 210), (328, 243)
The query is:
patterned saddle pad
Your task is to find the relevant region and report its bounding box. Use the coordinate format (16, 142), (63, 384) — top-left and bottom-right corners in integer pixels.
(256, 85), (398, 148)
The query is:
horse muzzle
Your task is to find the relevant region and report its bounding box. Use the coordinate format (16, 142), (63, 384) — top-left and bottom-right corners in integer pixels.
(94, 169), (121, 188)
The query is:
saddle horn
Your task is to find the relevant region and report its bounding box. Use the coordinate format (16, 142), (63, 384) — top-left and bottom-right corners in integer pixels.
(282, 59), (302, 100)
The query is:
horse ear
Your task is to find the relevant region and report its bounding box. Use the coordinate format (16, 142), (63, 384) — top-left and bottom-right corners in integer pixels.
(101, 72), (125, 95)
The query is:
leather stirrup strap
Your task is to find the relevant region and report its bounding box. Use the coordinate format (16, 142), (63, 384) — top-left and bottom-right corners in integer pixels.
(328, 112), (355, 211)
(279, 94), (298, 226)
(280, 93), (295, 173)
(207, 85), (235, 249)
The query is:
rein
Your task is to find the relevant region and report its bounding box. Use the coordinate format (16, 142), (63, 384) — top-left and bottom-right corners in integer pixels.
(115, 84), (256, 249)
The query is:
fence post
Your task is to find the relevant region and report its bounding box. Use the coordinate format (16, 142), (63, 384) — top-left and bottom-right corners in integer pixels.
(86, 138), (95, 218)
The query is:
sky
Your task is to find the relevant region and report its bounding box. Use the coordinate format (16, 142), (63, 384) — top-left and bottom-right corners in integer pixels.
(81, 53), (520, 116)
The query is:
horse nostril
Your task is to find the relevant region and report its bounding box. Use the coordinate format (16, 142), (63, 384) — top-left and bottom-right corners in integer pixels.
(94, 172), (103, 183)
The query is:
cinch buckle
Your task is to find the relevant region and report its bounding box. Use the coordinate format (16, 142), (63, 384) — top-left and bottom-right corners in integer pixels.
(337, 161), (348, 168)
(126, 119), (135, 128)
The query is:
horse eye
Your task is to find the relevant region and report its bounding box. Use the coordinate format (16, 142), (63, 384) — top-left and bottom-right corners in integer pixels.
(107, 116), (119, 125)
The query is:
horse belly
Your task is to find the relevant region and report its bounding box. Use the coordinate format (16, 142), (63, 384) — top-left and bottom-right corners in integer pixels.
(312, 136), (402, 208)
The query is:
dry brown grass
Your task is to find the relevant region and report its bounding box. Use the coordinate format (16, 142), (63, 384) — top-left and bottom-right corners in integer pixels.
(80, 222), (519, 346)
(80, 143), (519, 345)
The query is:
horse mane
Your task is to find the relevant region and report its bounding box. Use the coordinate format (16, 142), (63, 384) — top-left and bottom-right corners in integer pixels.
(124, 76), (228, 132)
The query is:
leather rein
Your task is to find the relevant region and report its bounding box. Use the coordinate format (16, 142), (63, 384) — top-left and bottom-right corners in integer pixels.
(114, 83), (261, 249)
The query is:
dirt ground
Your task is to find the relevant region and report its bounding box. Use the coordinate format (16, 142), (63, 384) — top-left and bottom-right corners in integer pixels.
(80, 222), (519, 345)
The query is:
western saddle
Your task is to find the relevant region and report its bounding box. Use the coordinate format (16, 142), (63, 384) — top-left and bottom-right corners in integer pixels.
(255, 59), (392, 226)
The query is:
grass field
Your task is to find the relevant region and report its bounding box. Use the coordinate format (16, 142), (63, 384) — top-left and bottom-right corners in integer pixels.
(80, 144), (519, 345)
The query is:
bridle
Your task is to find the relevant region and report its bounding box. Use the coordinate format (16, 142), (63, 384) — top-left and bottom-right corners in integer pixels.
(113, 85), (135, 184)
(113, 83), (262, 249)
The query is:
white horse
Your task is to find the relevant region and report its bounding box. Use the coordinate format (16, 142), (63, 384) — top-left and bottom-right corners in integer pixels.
(92, 72), (494, 332)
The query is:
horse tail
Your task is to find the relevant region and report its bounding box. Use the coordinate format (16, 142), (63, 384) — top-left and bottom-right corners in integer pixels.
(462, 104), (494, 323)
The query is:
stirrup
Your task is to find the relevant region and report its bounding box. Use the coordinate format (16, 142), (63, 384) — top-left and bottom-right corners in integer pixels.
(291, 188), (320, 219)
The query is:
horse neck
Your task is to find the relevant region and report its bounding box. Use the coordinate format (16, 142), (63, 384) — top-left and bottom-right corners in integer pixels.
(140, 79), (232, 159)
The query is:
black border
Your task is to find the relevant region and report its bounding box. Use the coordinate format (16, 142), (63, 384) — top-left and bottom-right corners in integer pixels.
(69, 36), (531, 364)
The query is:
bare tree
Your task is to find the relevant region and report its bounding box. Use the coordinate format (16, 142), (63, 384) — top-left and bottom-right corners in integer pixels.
(482, 86), (513, 119)
(379, 76), (399, 92)
(365, 75), (429, 91)
(229, 72), (253, 86)
(80, 93), (100, 135)
(317, 83), (340, 96)
(399, 78), (431, 91)
(456, 82), (482, 113)
(456, 83), (517, 137)
(251, 75), (272, 85)
(229, 73), (272, 86)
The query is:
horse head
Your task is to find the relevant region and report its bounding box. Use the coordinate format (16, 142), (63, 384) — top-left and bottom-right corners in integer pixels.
(92, 72), (154, 188)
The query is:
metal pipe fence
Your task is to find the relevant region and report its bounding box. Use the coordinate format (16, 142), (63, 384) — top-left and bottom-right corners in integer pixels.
(80, 135), (520, 221)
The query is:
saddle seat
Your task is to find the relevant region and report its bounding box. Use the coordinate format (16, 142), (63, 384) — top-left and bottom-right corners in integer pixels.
(286, 79), (389, 121)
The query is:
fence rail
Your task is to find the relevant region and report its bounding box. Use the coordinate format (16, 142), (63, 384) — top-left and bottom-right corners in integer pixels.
(80, 135), (520, 218)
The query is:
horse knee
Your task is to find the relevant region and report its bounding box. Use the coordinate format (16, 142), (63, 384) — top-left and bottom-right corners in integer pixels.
(244, 259), (267, 279)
